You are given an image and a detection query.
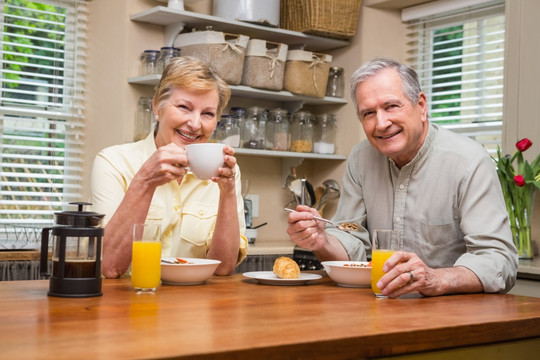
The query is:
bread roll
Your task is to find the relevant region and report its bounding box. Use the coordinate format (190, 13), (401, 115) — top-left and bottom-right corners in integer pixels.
(273, 256), (300, 279)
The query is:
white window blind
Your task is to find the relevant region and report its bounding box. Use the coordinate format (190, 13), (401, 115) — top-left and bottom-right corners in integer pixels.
(404, 0), (505, 154)
(0, 0), (87, 236)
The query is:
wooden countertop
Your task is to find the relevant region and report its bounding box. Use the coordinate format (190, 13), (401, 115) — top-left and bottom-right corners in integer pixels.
(1, 274), (540, 359)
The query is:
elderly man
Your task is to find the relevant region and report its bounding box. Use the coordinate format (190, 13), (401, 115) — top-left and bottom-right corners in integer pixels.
(287, 58), (518, 298)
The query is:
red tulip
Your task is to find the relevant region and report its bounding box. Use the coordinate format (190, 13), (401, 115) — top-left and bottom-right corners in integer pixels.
(514, 175), (526, 187)
(516, 138), (532, 152)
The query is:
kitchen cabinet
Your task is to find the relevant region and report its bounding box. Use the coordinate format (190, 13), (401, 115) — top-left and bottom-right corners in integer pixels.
(129, 5), (349, 184)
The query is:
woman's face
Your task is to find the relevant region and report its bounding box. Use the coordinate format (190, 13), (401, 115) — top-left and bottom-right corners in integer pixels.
(154, 87), (219, 149)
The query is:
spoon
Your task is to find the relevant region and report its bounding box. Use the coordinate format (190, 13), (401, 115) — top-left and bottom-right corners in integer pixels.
(284, 208), (357, 233)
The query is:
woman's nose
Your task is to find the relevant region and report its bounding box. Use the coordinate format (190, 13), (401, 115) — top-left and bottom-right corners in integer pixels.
(187, 113), (202, 131)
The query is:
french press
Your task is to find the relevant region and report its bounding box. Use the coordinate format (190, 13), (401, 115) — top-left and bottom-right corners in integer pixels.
(40, 202), (105, 298)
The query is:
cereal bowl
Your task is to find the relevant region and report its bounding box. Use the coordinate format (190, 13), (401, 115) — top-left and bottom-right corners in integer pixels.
(161, 257), (221, 285)
(321, 261), (371, 288)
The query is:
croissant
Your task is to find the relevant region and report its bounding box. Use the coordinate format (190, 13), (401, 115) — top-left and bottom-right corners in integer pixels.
(273, 256), (300, 279)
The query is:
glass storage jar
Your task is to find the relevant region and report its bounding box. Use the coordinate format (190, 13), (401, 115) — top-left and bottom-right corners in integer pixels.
(325, 67), (344, 98)
(134, 97), (153, 141)
(139, 50), (160, 76)
(241, 106), (267, 149)
(216, 115), (240, 147)
(156, 47), (180, 73)
(290, 111), (313, 153)
(265, 108), (289, 151)
(313, 113), (336, 154)
(230, 106), (247, 134)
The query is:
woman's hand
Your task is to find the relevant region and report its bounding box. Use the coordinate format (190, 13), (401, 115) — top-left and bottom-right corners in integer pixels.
(135, 143), (190, 188)
(213, 145), (237, 192)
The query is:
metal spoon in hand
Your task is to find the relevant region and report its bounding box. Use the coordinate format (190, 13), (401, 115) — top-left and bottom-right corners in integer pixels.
(284, 208), (358, 233)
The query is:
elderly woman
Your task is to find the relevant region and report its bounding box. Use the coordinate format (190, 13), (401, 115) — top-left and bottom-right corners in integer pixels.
(90, 57), (247, 278)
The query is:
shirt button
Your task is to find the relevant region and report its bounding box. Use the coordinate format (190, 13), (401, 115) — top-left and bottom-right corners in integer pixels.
(395, 217), (401, 223)
(399, 184), (405, 190)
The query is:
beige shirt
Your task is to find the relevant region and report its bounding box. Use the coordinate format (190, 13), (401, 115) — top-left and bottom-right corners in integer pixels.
(327, 123), (518, 293)
(90, 132), (247, 264)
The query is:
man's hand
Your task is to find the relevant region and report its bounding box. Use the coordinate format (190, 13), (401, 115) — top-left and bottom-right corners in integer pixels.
(377, 251), (483, 298)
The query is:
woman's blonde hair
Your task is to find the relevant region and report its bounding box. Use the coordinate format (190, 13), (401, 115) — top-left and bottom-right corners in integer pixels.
(153, 56), (231, 118)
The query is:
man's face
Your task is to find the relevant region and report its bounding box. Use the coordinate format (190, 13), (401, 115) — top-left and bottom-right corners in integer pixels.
(355, 68), (428, 168)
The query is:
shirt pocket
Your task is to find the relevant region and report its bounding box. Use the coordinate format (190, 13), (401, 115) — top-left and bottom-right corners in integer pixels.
(415, 217), (465, 266)
(180, 203), (218, 247)
(145, 204), (164, 228)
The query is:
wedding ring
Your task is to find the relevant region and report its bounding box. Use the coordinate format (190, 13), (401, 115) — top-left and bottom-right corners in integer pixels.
(408, 271), (414, 283)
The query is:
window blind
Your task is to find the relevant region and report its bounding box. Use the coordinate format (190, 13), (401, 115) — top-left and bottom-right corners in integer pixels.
(0, 0), (87, 232)
(404, 0), (505, 154)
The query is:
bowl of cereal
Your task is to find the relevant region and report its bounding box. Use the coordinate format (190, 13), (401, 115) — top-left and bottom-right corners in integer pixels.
(321, 260), (371, 287)
(161, 257), (221, 285)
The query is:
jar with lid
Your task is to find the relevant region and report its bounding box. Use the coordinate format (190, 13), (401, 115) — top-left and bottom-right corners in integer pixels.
(325, 67), (344, 98)
(156, 47), (181, 73)
(216, 115), (240, 147)
(314, 113), (336, 154)
(265, 108), (289, 151)
(134, 97), (153, 141)
(139, 50), (160, 76)
(290, 111), (313, 153)
(241, 106), (267, 149)
(230, 106), (246, 133)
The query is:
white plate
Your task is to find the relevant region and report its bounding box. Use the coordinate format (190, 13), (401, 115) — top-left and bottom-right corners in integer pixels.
(243, 271), (322, 286)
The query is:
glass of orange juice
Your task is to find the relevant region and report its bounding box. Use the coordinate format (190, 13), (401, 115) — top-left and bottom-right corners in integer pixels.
(131, 223), (161, 293)
(371, 229), (400, 298)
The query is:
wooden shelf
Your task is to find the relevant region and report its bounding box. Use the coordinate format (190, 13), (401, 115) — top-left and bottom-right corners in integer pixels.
(128, 75), (347, 106)
(130, 6), (349, 51)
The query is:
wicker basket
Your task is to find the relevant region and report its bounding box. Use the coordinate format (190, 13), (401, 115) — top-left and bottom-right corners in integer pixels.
(283, 50), (332, 98)
(241, 39), (288, 91)
(280, 0), (362, 40)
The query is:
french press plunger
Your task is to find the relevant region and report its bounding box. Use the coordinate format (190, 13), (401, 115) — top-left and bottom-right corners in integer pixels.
(40, 202), (105, 298)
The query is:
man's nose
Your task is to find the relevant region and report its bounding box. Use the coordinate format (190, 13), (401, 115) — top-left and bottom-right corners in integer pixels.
(375, 111), (391, 129)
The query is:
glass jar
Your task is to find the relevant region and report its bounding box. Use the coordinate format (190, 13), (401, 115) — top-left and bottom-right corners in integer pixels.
(314, 113), (336, 154)
(156, 47), (181, 73)
(134, 97), (153, 141)
(265, 108), (289, 151)
(217, 115), (240, 147)
(139, 50), (160, 76)
(325, 67), (344, 98)
(290, 111), (313, 153)
(230, 106), (247, 134)
(241, 106), (267, 149)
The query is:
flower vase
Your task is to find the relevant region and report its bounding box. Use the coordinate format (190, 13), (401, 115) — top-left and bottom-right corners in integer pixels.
(509, 192), (535, 260)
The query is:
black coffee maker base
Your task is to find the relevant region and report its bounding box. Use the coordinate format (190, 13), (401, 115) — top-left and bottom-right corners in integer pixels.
(48, 277), (103, 298)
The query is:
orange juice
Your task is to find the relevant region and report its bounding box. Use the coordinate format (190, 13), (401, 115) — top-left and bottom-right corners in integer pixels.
(131, 240), (161, 290)
(371, 249), (396, 295)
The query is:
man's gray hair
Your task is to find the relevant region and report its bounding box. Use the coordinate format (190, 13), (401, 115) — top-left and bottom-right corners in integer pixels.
(350, 58), (423, 118)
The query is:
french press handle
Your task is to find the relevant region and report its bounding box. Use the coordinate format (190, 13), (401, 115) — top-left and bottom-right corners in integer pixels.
(40, 227), (53, 278)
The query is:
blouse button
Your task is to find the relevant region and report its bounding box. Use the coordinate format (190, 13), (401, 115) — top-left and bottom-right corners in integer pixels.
(199, 210), (205, 216)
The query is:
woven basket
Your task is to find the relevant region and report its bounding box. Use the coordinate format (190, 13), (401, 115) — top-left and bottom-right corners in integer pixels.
(280, 0), (362, 40)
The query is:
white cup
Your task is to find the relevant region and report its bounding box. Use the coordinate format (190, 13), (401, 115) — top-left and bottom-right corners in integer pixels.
(185, 143), (225, 180)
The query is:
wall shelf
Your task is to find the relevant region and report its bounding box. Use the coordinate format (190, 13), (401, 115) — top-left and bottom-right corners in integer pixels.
(128, 75), (347, 106)
(130, 6), (349, 51)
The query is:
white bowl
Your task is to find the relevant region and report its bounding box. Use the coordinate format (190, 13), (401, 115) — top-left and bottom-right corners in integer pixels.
(161, 257), (221, 285)
(321, 261), (371, 288)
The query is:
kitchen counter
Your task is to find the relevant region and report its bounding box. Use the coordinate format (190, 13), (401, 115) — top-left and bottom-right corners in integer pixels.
(517, 257), (540, 280)
(246, 240), (295, 256)
(1, 275), (540, 359)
